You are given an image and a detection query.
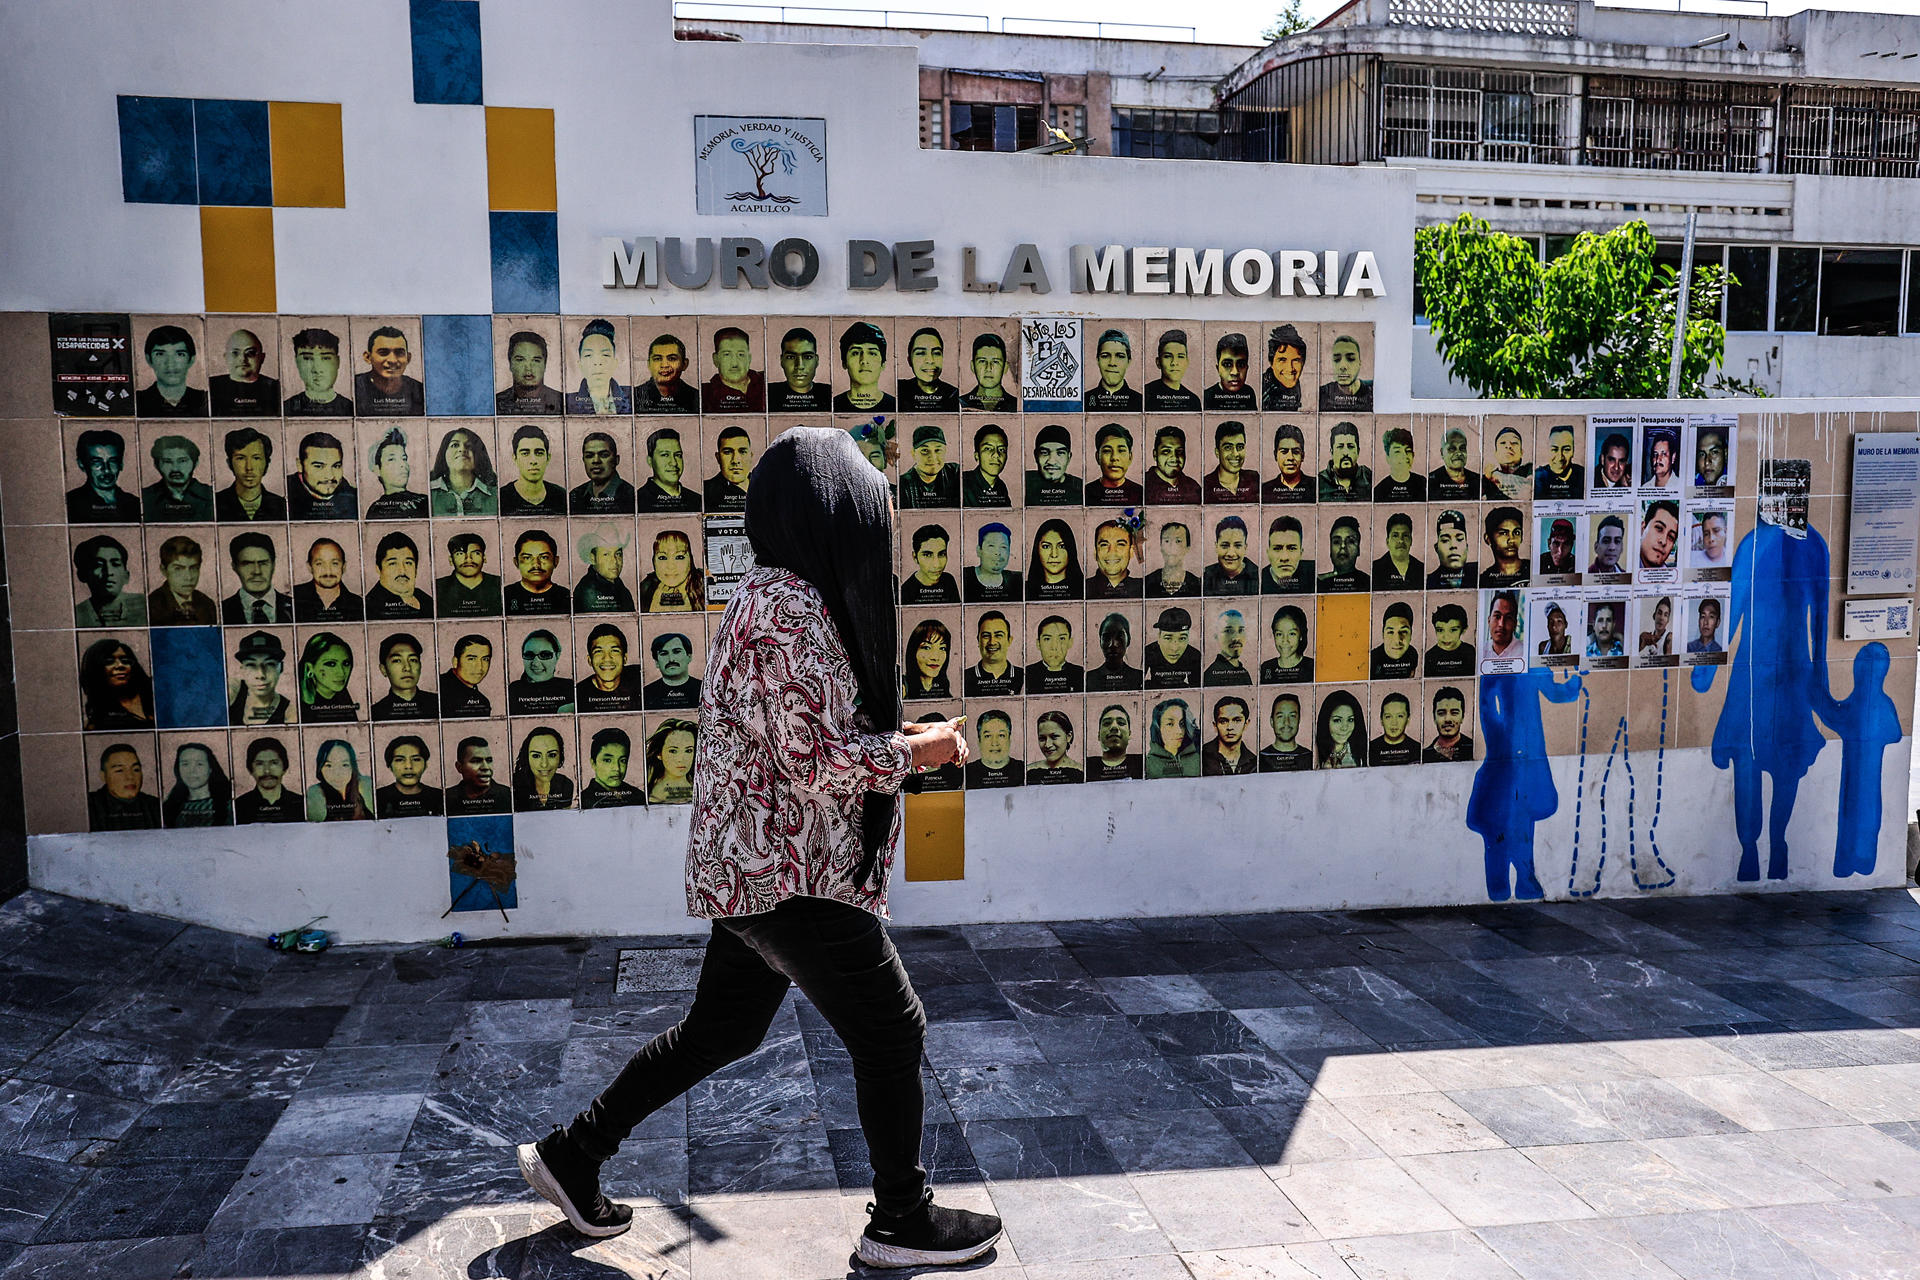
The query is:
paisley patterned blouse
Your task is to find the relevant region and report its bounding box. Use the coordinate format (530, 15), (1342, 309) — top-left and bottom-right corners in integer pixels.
(686, 566), (912, 919)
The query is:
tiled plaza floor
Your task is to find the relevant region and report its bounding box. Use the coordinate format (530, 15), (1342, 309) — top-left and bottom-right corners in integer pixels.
(9, 887), (1920, 1277)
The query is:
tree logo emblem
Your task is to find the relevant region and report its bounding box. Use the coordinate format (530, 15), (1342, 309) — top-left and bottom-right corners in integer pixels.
(726, 137), (801, 205)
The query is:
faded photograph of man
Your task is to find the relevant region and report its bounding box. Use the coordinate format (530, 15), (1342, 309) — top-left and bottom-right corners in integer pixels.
(1539, 517), (1578, 575)
(1087, 703), (1143, 781)
(444, 735), (511, 816)
(504, 529), (568, 616)
(1143, 328), (1200, 412)
(66, 428), (141, 523)
(437, 531), (502, 618)
(1370, 692), (1420, 766)
(1085, 328), (1142, 412)
(1089, 422), (1143, 505)
(704, 425), (755, 511)
(148, 534), (217, 626)
(1145, 424), (1202, 505)
(1369, 601), (1417, 679)
(1026, 422), (1083, 506)
(1427, 508), (1478, 590)
(441, 634), (495, 719)
(210, 327), (280, 417)
(366, 530), (434, 620)
(222, 532), (290, 625)
(1263, 324), (1307, 412)
(903, 524), (961, 605)
(635, 332), (700, 413)
(701, 325), (766, 414)
(1203, 332), (1256, 411)
(1144, 606), (1201, 689)
(1202, 695), (1258, 775)
(88, 743), (161, 832)
(364, 427), (428, 519)
(1318, 332), (1373, 412)
(141, 433), (214, 521)
(1484, 424), (1532, 499)
(1025, 614), (1085, 694)
(371, 632), (440, 721)
(1694, 424), (1730, 488)
(1482, 505), (1529, 587)
(294, 538), (364, 623)
(1428, 427), (1483, 501)
(571, 431), (638, 515)
(1642, 424), (1679, 488)
(566, 318), (632, 416)
(215, 426), (288, 522)
(1260, 422), (1312, 503)
(581, 727), (644, 809)
(284, 327), (353, 416)
(73, 534), (146, 627)
(1640, 499), (1681, 569)
(1484, 590), (1524, 663)
(135, 324), (208, 417)
(1205, 515), (1259, 595)
(964, 708), (1024, 789)
(1688, 596), (1726, 654)
(234, 737), (302, 824)
(496, 330), (564, 415)
(959, 331), (1016, 412)
(1088, 612), (1144, 692)
(899, 423), (960, 509)
(898, 325), (960, 412)
(832, 321), (893, 414)
(575, 524), (636, 613)
(1425, 602), (1475, 677)
(1204, 420), (1258, 504)
(1087, 519), (1141, 601)
(1317, 514), (1369, 593)
(1588, 514), (1627, 575)
(1146, 520), (1202, 599)
(963, 521), (1021, 603)
(1372, 511), (1423, 591)
(964, 610), (1022, 697)
(1317, 420), (1371, 502)
(1259, 693), (1312, 771)
(287, 430), (358, 521)
(1423, 686), (1475, 762)
(1594, 431), (1632, 489)
(768, 325), (829, 412)
(377, 734), (443, 819)
(1586, 600), (1626, 659)
(501, 424), (566, 517)
(645, 631), (702, 710)
(963, 423), (1012, 508)
(1534, 422), (1585, 500)
(1204, 608), (1252, 686)
(1692, 509), (1731, 569)
(354, 325), (425, 416)
(1373, 426), (1425, 503)
(1262, 515), (1312, 595)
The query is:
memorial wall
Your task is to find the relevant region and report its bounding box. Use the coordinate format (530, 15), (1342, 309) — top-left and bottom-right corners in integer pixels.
(0, 0), (1913, 940)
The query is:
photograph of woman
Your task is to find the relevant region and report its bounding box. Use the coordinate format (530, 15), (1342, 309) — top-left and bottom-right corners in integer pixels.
(1316, 689), (1367, 769)
(161, 741), (234, 828)
(1026, 517), (1085, 602)
(1027, 708), (1083, 785)
(80, 637), (153, 730)
(1144, 697), (1200, 779)
(639, 528), (707, 612)
(566, 318), (633, 416)
(903, 618), (953, 701)
(305, 737), (374, 821)
(645, 718), (697, 804)
(428, 425), (500, 518)
(298, 632), (360, 723)
(513, 725), (577, 811)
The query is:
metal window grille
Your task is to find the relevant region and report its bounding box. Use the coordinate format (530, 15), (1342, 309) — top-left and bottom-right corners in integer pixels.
(920, 100), (944, 149)
(1377, 62), (1575, 165)
(1584, 76), (1775, 172)
(1780, 86), (1920, 177)
(1223, 53), (1379, 165)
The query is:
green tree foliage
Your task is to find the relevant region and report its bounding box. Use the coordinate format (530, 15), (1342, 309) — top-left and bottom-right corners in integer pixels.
(1414, 213), (1741, 398)
(1261, 0), (1311, 41)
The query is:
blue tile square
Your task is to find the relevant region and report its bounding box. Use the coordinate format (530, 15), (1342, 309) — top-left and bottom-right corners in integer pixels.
(150, 627), (227, 729)
(422, 315), (494, 417)
(193, 100), (272, 206)
(447, 813), (517, 913)
(118, 96), (197, 205)
(410, 0), (483, 106)
(489, 212), (559, 314)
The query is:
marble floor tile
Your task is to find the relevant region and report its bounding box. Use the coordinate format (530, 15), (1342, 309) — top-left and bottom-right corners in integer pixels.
(0, 1151), (89, 1245)
(1621, 1207), (1830, 1280)
(686, 1128), (838, 1196)
(0, 1235), (202, 1280)
(517, 1204), (694, 1280)
(1663, 1071), (1851, 1131)
(1166, 1048), (1313, 1110)
(1059, 1058), (1205, 1116)
(256, 1091), (425, 1157)
(988, 1174), (1175, 1265)
(0, 1080), (145, 1163)
(686, 1055), (821, 1139)
(923, 1018), (1047, 1068)
(1751, 1124), (1920, 1198)
(977, 947), (1092, 985)
(1298, 1050), (1432, 1099)
(297, 1042), (447, 1099)
(937, 1064), (1078, 1122)
(1197, 971), (1317, 1010)
(1640, 1132), (1845, 1208)
(33, 1158), (248, 1243)
(600, 1135), (691, 1205)
(1593, 1034), (1759, 1079)
(1000, 979), (1123, 1019)
(919, 982), (1019, 1023)
(1098, 975), (1223, 1015)
(210, 1151), (400, 1231)
(1128, 1167), (1315, 1250)
(964, 1115), (1121, 1181)
(215, 1003), (352, 1051)
(1232, 1004), (1378, 1052)
(1476, 1218), (1690, 1280)
(0, 1013), (64, 1074)
(1684, 1023), (1868, 1071)
(1519, 1141), (1730, 1216)
(76, 988), (237, 1054)
(1088, 1109), (1255, 1173)
(1750, 1198), (1920, 1280)
(187, 1222), (367, 1279)
(329, 1000), (467, 1047)
(154, 1048), (320, 1102)
(105, 1097), (287, 1163)
(1018, 1014), (1158, 1064)
(1218, 1098), (1386, 1167)
(453, 998), (575, 1044)
(14, 1029), (186, 1102)
(1772, 1063), (1920, 1124)
(566, 1000), (687, 1040)
(361, 1208), (534, 1279)
(684, 1188), (862, 1280)
(1329, 1092), (1507, 1156)
(375, 1151), (537, 1222)
(1178, 1242), (1334, 1279)
(1065, 943), (1179, 979)
(0, 970), (110, 1027)
(1331, 1229), (1523, 1279)
(1395, 1150), (1597, 1228)
(824, 1121), (980, 1194)
(961, 922), (1063, 950)
(1023, 1256), (1185, 1280)
(1271, 1156), (1461, 1238)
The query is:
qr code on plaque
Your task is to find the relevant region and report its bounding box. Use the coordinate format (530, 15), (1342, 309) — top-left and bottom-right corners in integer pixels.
(1890, 605), (1911, 632)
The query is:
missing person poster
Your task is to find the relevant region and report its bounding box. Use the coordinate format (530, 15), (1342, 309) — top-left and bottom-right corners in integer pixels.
(1759, 458), (1811, 538)
(50, 313), (135, 416)
(702, 512), (753, 608)
(1845, 433), (1920, 595)
(1020, 316), (1083, 412)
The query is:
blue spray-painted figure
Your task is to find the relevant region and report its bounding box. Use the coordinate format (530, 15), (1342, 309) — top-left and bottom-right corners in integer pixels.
(1692, 522), (1830, 881)
(1468, 669), (1583, 900)
(1816, 642), (1901, 877)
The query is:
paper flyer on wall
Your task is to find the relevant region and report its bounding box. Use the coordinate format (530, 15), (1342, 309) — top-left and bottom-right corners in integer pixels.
(1759, 458), (1811, 537)
(702, 513), (753, 608)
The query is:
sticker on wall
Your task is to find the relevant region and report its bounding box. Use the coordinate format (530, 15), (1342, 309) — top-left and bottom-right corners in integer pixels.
(694, 115), (828, 216)
(703, 512), (753, 609)
(1019, 315), (1083, 412)
(1759, 458), (1811, 536)
(49, 313), (135, 416)
(447, 813), (518, 916)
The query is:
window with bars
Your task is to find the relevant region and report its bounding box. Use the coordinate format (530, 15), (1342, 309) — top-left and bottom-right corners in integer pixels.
(1380, 63), (1577, 164)
(1111, 107), (1233, 160)
(1584, 76), (1777, 172)
(950, 103), (1041, 152)
(920, 101), (944, 150)
(1781, 86), (1920, 178)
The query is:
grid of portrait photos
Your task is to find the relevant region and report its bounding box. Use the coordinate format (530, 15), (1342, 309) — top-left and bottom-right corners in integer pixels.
(34, 313), (1729, 827)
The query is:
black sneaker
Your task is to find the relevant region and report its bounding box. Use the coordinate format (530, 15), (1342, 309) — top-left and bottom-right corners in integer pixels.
(857, 1196), (1003, 1268)
(517, 1129), (633, 1238)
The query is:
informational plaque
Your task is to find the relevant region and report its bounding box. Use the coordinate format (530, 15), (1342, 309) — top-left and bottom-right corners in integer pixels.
(1846, 433), (1920, 595)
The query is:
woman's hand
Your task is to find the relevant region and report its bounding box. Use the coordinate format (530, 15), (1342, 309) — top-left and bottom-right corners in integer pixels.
(901, 718), (970, 769)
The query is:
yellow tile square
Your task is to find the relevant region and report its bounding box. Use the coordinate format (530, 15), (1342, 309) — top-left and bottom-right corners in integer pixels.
(269, 101), (345, 208)
(201, 206), (276, 313)
(903, 791), (965, 882)
(486, 107), (557, 212)
(1316, 593), (1372, 684)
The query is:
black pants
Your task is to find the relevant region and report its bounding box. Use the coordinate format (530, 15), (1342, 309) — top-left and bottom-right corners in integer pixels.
(565, 894), (930, 1215)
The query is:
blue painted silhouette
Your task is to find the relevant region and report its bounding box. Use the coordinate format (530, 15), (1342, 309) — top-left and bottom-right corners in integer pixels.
(1692, 523), (1831, 881)
(1469, 668), (1583, 901)
(1816, 643), (1901, 877)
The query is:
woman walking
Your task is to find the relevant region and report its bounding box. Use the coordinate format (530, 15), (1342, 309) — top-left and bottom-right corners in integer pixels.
(518, 427), (1001, 1268)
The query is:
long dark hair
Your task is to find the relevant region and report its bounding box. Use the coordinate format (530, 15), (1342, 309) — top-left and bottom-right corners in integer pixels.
(161, 741), (234, 827)
(1315, 689), (1367, 768)
(745, 427), (900, 886)
(79, 638), (153, 729)
(903, 618), (952, 699)
(512, 725), (572, 807)
(429, 427), (498, 487)
(1026, 518), (1084, 600)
